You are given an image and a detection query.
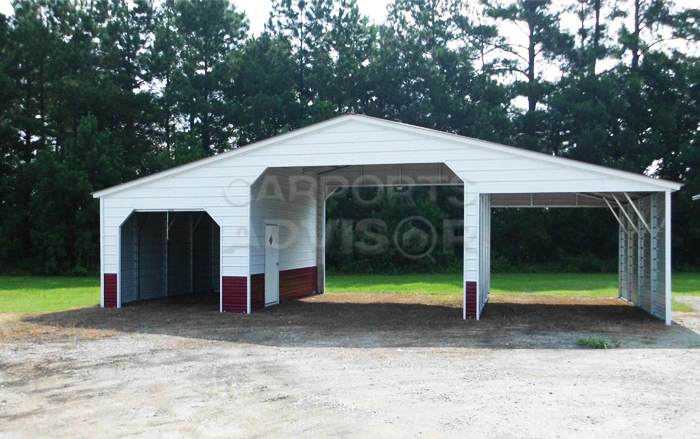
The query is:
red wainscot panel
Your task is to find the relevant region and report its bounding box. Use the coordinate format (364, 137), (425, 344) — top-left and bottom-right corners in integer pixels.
(222, 276), (247, 313)
(249, 267), (318, 309)
(280, 267), (318, 301)
(104, 273), (118, 308)
(465, 281), (477, 319)
(251, 274), (265, 310)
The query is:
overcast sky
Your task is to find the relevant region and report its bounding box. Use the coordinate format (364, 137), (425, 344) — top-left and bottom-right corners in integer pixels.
(241, 0), (391, 34)
(2, 0), (696, 36)
(0, 0), (392, 32)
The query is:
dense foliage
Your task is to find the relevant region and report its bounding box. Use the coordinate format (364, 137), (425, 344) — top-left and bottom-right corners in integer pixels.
(0, 0), (699, 275)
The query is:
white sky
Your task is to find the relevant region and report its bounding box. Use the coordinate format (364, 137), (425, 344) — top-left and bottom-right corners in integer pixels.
(239, 0), (391, 34)
(0, 0), (392, 32)
(2, 0), (696, 37)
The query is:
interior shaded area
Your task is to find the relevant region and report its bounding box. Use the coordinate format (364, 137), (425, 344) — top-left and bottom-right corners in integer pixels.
(490, 191), (669, 322)
(120, 211), (220, 305)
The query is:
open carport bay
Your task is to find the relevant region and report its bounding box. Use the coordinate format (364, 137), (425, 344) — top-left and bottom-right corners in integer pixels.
(1, 293), (700, 438)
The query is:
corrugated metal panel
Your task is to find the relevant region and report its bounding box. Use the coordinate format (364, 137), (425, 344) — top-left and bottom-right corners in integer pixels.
(317, 180), (325, 293)
(478, 194), (491, 317)
(222, 276), (247, 313)
(120, 213), (138, 304)
(491, 193), (531, 207)
(465, 282), (477, 319)
(618, 194), (667, 321)
(323, 163), (460, 187)
(491, 193), (609, 208)
(619, 220), (630, 301)
(250, 168), (318, 275)
(193, 213), (218, 292)
(651, 194), (666, 319)
(120, 211), (220, 304)
(139, 213), (167, 300)
(212, 223), (221, 290)
(638, 197), (653, 312)
(167, 213), (192, 296)
(533, 193), (576, 206)
(251, 274), (265, 309)
(628, 222), (639, 305)
(104, 273), (118, 308)
(463, 185), (479, 291)
(279, 267), (318, 301)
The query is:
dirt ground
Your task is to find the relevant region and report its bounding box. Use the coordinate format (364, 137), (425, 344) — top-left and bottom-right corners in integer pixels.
(1, 293), (699, 438)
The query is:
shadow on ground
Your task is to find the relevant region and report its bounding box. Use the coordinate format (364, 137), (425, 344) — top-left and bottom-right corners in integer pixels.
(25, 293), (700, 349)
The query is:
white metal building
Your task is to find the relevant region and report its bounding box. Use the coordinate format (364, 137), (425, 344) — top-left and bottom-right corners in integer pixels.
(93, 115), (682, 324)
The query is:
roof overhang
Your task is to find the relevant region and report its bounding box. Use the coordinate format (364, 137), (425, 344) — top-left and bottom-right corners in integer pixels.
(93, 115), (683, 198)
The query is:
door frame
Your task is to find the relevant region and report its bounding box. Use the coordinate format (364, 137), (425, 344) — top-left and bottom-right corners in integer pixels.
(264, 223), (280, 306)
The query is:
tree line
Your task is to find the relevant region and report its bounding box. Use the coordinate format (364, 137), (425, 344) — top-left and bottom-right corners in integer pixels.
(0, 0), (699, 275)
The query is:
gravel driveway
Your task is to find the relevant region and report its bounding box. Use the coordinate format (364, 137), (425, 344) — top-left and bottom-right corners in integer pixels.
(1, 293), (699, 438)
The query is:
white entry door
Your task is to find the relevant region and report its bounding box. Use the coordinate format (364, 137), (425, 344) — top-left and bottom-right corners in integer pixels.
(265, 224), (280, 306)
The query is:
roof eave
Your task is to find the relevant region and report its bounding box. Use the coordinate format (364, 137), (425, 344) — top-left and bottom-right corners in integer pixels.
(92, 114), (684, 198)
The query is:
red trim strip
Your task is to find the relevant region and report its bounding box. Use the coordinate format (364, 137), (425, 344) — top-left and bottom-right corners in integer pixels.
(104, 273), (118, 308)
(465, 281), (477, 319)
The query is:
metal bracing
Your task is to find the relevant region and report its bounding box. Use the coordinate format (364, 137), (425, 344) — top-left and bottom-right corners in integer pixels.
(612, 193), (640, 234)
(192, 212), (205, 232)
(624, 192), (652, 234)
(603, 197), (632, 233)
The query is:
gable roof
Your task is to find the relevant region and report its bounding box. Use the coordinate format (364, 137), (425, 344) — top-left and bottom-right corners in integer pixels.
(93, 114), (682, 198)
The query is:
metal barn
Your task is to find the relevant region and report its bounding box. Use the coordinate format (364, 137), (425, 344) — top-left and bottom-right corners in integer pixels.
(93, 115), (682, 324)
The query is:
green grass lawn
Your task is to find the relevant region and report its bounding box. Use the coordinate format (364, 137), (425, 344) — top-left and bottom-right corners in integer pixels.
(326, 272), (700, 296)
(0, 273), (698, 315)
(326, 272), (700, 311)
(0, 276), (100, 314)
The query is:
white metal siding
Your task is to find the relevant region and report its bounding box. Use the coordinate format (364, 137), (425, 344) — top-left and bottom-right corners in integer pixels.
(324, 163), (460, 187)
(618, 194), (668, 321)
(464, 184), (479, 320)
(101, 162), (265, 283)
(619, 220), (630, 301)
(120, 213), (138, 304)
(249, 168), (318, 275)
(317, 180), (326, 292)
(651, 194), (667, 319)
(479, 194), (491, 316)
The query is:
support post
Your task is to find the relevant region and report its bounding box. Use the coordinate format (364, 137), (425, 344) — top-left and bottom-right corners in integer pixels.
(665, 191), (672, 325)
(638, 199), (645, 311)
(463, 183), (479, 320)
(100, 198), (105, 308)
(651, 194), (659, 315)
(317, 175), (326, 293)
